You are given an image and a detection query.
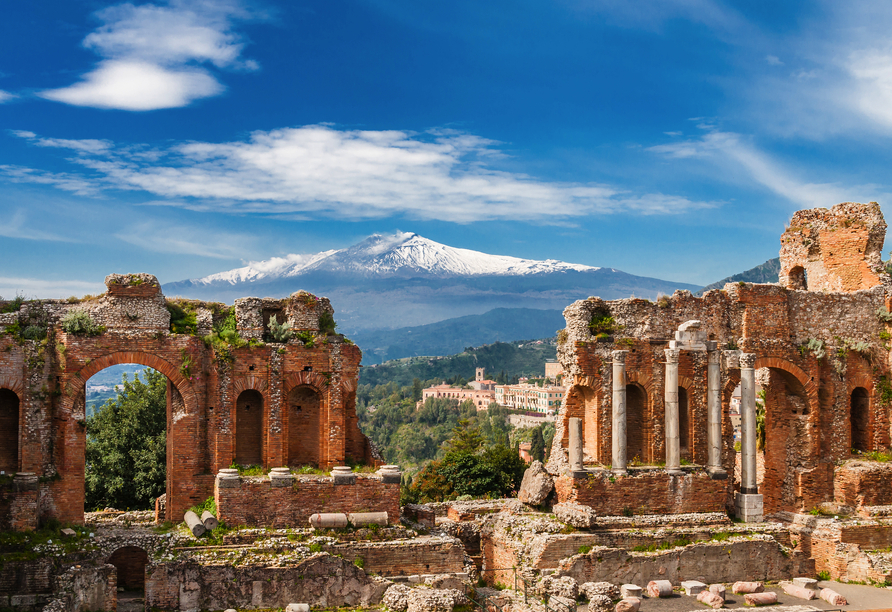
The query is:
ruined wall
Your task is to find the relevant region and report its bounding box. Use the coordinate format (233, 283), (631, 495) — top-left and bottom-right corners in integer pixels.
(779, 201), (887, 292)
(42, 564), (117, 612)
(551, 202), (892, 515)
(553, 471), (729, 515)
(145, 554), (390, 611)
(834, 461), (892, 508)
(215, 473), (399, 527)
(0, 273), (377, 528)
(555, 537), (813, 585)
(323, 539), (466, 576)
(0, 558), (54, 611)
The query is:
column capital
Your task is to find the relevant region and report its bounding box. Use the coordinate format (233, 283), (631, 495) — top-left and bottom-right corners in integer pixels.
(664, 348), (681, 363)
(739, 353), (757, 369)
(707, 350), (722, 365)
(612, 350), (629, 363)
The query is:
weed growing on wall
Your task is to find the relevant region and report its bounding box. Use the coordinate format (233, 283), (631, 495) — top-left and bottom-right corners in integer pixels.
(61, 309), (104, 336)
(319, 311), (337, 335)
(268, 318), (294, 343)
(166, 301), (198, 335)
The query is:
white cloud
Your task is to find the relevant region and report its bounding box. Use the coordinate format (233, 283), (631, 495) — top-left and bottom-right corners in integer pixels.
(648, 127), (885, 209)
(40, 0), (257, 110)
(766, 55), (783, 66)
(0, 90), (16, 103)
(6, 126), (716, 222)
(114, 221), (255, 259)
(40, 60), (224, 111)
(0, 277), (105, 300)
(0, 165), (104, 196)
(12, 130), (113, 154)
(0, 210), (75, 242)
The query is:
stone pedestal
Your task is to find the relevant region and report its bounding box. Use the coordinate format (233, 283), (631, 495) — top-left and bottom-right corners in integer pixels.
(216, 468), (240, 488)
(270, 467), (293, 487)
(664, 349), (682, 474)
(612, 351), (629, 475)
(331, 466), (356, 485)
(378, 464), (401, 484)
(734, 492), (763, 523)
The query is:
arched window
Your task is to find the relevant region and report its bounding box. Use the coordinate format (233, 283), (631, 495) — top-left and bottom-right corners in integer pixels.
(0, 389), (19, 473)
(851, 387), (870, 452)
(626, 384), (646, 463)
(679, 387), (690, 456)
(288, 386), (321, 466)
(235, 390), (264, 466)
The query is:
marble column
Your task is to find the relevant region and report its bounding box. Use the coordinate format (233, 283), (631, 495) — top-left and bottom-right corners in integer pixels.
(706, 348), (725, 475)
(612, 350), (629, 475)
(739, 352), (758, 494)
(664, 348), (682, 474)
(569, 417), (584, 472)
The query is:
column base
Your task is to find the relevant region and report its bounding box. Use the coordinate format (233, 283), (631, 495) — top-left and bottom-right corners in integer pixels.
(707, 467), (728, 480)
(735, 492), (763, 523)
(666, 467), (683, 476)
(611, 468), (627, 476)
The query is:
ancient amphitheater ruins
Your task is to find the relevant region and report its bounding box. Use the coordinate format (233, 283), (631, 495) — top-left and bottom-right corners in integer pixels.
(1, 201), (892, 611)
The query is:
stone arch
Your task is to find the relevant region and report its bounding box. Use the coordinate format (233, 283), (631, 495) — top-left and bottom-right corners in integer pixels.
(851, 387), (870, 453)
(284, 371), (330, 393)
(107, 546), (148, 591)
(235, 390), (264, 466)
(287, 384), (322, 466)
(754, 356), (817, 402)
(0, 388), (20, 473)
(626, 383), (647, 463)
(787, 265), (807, 290)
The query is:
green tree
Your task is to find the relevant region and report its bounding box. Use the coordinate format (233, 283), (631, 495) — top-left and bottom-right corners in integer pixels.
(445, 419), (485, 453)
(412, 377), (423, 402)
(85, 368), (167, 511)
(530, 426), (545, 462)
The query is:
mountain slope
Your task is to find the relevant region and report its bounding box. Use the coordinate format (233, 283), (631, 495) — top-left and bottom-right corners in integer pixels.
(695, 258), (780, 296)
(352, 307), (566, 365)
(164, 232), (701, 332)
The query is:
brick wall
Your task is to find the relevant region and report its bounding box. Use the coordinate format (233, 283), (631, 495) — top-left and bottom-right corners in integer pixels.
(215, 473), (399, 528)
(0, 388), (19, 473)
(323, 539), (465, 576)
(554, 471), (729, 515)
(834, 461), (892, 507)
(107, 546), (149, 590)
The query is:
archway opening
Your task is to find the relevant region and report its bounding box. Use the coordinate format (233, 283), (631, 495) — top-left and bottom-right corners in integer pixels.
(236, 390), (264, 466)
(626, 384), (646, 463)
(108, 546), (149, 593)
(760, 367), (810, 513)
(84, 365), (167, 513)
(788, 266), (808, 290)
(0, 388), (20, 474)
(288, 385), (321, 466)
(678, 387), (689, 458)
(851, 387), (870, 453)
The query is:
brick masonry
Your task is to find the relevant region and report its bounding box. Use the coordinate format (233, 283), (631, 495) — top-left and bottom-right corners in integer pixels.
(215, 473), (399, 528)
(550, 202), (892, 516)
(0, 273), (381, 529)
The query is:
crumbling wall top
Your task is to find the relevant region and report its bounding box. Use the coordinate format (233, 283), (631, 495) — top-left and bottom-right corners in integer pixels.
(779, 201), (886, 293)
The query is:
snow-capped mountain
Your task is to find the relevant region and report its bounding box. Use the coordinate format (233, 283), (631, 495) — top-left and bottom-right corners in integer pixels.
(188, 232), (603, 285)
(164, 232), (700, 334)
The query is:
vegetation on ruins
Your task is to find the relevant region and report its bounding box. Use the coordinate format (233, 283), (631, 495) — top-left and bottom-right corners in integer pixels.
(319, 310), (337, 335)
(166, 300), (199, 335)
(267, 318), (294, 342)
(588, 309), (622, 336)
(400, 419), (528, 503)
(85, 368), (167, 511)
(60, 308), (104, 336)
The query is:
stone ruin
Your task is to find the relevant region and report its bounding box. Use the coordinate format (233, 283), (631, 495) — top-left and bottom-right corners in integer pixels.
(3, 201), (892, 612)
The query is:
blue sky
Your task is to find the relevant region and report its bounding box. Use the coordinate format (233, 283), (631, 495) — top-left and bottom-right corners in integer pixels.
(2, 0), (892, 298)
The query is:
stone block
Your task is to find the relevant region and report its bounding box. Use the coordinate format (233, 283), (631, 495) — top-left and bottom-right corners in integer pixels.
(518, 460), (554, 505)
(620, 584), (642, 599)
(696, 590), (724, 609)
(743, 592), (777, 606)
(332, 466), (357, 485)
(61, 528), (77, 537)
(646, 580), (672, 598)
(732, 581), (764, 594)
(781, 582), (816, 600)
(681, 580), (707, 595)
(792, 577), (818, 590)
(286, 604), (310, 612)
(0, 595), (8, 607)
(614, 597), (640, 612)
(734, 492), (763, 523)
(554, 502), (597, 529)
(708, 584), (725, 598)
(10, 594), (37, 607)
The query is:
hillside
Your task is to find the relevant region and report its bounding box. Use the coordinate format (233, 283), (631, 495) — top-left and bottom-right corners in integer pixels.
(352, 308), (565, 365)
(695, 258), (780, 295)
(358, 339), (557, 387)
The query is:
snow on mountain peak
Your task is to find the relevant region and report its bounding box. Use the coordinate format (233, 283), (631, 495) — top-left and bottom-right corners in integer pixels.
(189, 231), (600, 285)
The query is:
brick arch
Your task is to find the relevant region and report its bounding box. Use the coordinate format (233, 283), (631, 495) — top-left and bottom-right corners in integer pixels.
(754, 356), (817, 399)
(341, 377), (357, 394)
(107, 546), (148, 591)
(284, 371), (329, 394)
(232, 375), (268, 395)
(572, 375), (601, 392)
(625, 370), (653, 394)
(62, 351), (196, 412)
(0, 373), (24, 396)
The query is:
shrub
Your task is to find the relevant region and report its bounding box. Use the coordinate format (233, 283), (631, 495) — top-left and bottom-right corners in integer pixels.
(268, 318), (293, 343)
(319, 311), (337, 335)
(61, 309), (104, 336)
(589, 310), (621, 335)
(166, 301), (198, 335)
(817, 570), (831, 581)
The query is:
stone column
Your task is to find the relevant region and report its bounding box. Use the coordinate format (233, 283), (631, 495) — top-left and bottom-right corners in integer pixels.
(612, 350), (629, 475)
(569, 417), (584, 472)
(664, 349), (681, 474)
(739, 353), (758, 494)
(706, 347), (725, 477)
(735, 352), (763, 522)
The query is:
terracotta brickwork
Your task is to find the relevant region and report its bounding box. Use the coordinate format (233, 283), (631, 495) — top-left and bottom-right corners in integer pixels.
(551, 202), (892, 516)
(215, 473), (399, 528)
(834, 461), (892, 507)
(554, 472), (728, 515)
(0, 273), (381, 529)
